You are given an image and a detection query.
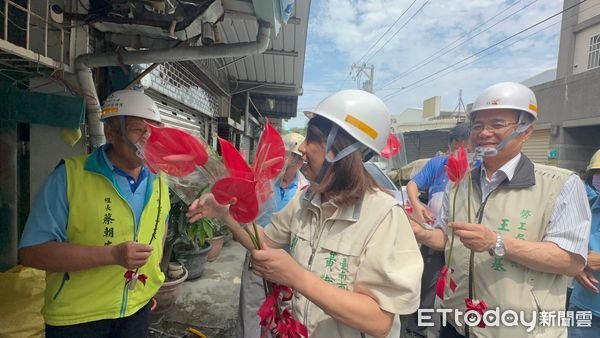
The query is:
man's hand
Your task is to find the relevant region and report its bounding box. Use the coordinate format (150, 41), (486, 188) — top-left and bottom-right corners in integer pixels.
(412, 202), (434, 223)
(575, 266), (599, 293)
(450, 222), (496, 252)
(186, 193), (229, 223)
(111, 241), (153, 269)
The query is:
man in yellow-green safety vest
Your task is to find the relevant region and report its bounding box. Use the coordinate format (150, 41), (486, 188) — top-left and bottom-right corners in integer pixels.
(19, 89), (170, 338)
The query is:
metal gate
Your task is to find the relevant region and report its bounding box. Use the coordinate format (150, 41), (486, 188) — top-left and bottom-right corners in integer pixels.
(146, 90), (211, 141)
(522, 128), (550, 164)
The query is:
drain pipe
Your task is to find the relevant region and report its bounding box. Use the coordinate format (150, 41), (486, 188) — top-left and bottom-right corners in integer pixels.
(76, 22), (271, 147)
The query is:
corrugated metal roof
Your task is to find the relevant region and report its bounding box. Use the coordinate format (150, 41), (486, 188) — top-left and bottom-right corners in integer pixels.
(218, 0), (310, 98)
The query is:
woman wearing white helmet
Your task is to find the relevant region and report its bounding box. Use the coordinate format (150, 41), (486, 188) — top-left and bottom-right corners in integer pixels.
(188, 90), (423, 338)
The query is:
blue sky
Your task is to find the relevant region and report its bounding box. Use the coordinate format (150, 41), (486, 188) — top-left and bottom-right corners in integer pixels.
(284, 0), (565, 129)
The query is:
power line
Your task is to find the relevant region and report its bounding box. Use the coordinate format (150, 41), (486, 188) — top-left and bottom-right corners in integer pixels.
(363, 0), (431, 64)
(338, 0), (419, 90)
(378, 0), (538, 90)
(383, 20), (562, 99)
(354, 0), (419, 66)
(381, 0), (588, 101)
(381, 0), (600, 100)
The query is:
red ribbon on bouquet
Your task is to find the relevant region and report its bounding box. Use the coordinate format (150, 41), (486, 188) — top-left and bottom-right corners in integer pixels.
(435, 266), (457, 300)
(274, 308), (309, 338)
(465, 298), (488, 328)
(258, 284), (307, 338)
(124, 270), (148, 286)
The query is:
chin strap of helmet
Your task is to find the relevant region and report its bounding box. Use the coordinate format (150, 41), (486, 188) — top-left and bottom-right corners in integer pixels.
(310, 124), (364, 184)
(475, 111), (533, 158)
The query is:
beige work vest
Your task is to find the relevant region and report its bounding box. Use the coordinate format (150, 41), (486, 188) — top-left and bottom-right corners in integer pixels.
(443, 156), (572, 338)
(266, 188), (423, 338)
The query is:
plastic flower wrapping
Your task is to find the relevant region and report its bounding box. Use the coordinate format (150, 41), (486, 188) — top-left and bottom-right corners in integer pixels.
(127, 123), (224, 289)
(210, 122), (308, 337)
(138, 121), (307, 337)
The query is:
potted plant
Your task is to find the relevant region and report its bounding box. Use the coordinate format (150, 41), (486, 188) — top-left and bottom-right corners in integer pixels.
(207, 219), (229, 262)
(152, 190), (190, 319)
(171, 184), (215, 280)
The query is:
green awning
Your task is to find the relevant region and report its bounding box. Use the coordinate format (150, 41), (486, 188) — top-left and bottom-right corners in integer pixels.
(0, 82), (85, 129)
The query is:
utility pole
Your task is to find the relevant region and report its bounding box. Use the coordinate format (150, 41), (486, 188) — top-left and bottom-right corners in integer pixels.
(351, 64), (375, 93)
(453, 89), (467, 118)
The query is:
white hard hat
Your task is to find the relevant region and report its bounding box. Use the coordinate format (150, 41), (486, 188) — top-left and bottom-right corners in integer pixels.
(307, 90), (391, 155)
(100, 90), (161, 123)
(470, 82), (538, 121)
(282, 132), (305, 156)
(588, 149), (600, 171)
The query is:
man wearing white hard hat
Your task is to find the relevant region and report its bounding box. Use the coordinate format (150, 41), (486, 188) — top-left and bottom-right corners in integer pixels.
(411, 82), (591, 338)
(235, 132), (308, 338)
(19, 90), (170, 337)
(188, 90), (423, 338)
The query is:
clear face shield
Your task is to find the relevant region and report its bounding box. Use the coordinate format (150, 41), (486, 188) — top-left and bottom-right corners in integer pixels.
(472, 110), (533, 160)
(306, 124), (364, 184)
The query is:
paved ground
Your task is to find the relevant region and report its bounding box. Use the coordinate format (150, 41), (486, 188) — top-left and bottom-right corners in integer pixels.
(149, 239), (246, 338)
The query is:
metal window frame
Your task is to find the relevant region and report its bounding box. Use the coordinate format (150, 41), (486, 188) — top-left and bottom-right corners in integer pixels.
(0, 0), (73, 76)
(588, 34), (600, 70)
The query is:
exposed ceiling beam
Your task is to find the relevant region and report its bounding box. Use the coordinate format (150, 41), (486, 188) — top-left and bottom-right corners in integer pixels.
(263, 49), (299, 57)
(222, 0), (255, 20)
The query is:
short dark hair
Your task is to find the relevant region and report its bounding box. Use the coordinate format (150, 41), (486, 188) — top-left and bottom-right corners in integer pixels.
(448, 123), (470, 144)
(306, 116), (383, 207)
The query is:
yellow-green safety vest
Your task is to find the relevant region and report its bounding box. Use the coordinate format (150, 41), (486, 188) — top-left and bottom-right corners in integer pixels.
(43, 150), (170, 326)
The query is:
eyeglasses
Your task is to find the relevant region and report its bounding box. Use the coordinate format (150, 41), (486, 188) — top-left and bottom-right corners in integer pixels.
(470, 121), (519, 133)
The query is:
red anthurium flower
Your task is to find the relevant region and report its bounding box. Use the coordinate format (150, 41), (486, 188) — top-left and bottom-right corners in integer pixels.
(212, 177), (258, 223)
(446, 146), (469, 185)
(143, 123), (208, 177)
(212, 122), (285, 223)
(218, 136), (254, 180)
(381, 133), (402, 159)
(435, 266), (457, 300)
(465, 298), (488, 328)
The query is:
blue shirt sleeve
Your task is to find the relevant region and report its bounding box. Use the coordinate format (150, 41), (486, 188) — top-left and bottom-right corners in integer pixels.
(19, 164), (69, 248)
(411, 157), (443, 190)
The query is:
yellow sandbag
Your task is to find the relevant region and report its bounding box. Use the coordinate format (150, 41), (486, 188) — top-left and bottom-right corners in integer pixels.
(0, 265), (45, 338)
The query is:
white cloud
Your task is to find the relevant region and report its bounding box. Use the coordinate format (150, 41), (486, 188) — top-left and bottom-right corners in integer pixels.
(286, 0), (568, 128)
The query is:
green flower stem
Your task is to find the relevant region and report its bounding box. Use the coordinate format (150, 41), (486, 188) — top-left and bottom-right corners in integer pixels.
(466, 173), (478, 300)
(446, 185), (460, 268)
(244, 223), (273, 297)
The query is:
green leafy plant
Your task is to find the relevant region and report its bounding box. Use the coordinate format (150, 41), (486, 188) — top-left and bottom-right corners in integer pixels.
(182, 184), (217, 248)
